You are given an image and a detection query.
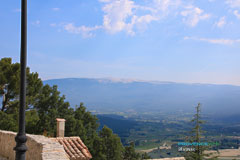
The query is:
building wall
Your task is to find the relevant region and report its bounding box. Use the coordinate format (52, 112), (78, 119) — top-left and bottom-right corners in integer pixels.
(0, 130), (69, 160)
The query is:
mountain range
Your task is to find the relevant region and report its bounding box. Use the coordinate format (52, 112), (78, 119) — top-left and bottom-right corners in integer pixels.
(43, 78), (240, 116)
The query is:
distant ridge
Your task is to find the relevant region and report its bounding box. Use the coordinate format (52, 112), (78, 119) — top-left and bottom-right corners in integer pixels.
(44, 77), (176, 84)
(43, 77), (240, 116)
(44, 77), (239, 86)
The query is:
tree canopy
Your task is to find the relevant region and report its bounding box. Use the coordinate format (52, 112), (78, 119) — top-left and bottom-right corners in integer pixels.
(184, 103), (218, 160)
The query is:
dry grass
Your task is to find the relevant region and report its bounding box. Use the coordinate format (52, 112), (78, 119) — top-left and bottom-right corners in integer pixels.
(205, 148), (240, 159)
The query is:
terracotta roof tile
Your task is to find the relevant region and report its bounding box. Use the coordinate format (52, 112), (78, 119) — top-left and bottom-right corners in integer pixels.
(51, 137), (92, 160)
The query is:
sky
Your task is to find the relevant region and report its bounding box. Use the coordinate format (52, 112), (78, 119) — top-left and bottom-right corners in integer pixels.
(0, 0), (240, 85)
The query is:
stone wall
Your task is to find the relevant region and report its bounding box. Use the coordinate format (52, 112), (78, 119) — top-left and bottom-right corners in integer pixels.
(0, 130), (69, 160)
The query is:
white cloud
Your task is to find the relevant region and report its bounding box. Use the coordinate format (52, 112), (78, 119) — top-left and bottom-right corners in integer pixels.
(181, 6), (210, 27)
(133, 14), (158, 24)
(153, 0), (181, 12)
(226, 0), (240, 8)
(234, 10), (240, 19)
(31, 20), (40, 26)
(184, 36), (240, 45)
(215, 16), (226, 28)
(60, 0), (212, 37)
(52, 8), (60, 11)
(127, 14), (158, 35)
(101, 0), (136, 34)
(99, 0), (182, 35)
(64, 23), (101, 38)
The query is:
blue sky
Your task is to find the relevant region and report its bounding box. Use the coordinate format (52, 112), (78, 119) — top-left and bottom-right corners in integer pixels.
(0, 0), (240, 85)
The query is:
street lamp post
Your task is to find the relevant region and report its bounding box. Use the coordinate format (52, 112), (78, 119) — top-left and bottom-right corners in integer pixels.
(14, 0), (28, 159)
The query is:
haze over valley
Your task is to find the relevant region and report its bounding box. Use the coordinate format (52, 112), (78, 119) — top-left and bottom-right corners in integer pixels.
(44, 77), (240, 119)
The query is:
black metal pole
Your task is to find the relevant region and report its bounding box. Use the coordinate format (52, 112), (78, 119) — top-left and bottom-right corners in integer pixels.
(14, 0), (28, 159)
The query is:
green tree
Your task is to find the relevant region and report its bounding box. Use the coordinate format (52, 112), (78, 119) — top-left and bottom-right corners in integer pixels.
(33, 84), (71, 136)
(92, 135), (107, 160)
(124, 141), (140, 160)
(99, 126), (124, 160)
(123, 142), (151, 160)
(63, 102), (100, 156)
(0, 58), (42, 133)
(25, 109), (39, 134)
(184, 103), (218, 160)
(141, 152), (151, 159)
(0, 58), (20, 112)
(0, 57), (42, 113)
(0, 111), (18, 131)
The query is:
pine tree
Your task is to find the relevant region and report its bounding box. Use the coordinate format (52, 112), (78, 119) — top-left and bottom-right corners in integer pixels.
(0, 58), (43, 113)
(184, 103), (218, 160)
(123, 141), (151, 160)
(124, 142), (140, 160)
(99, 126), (124, 160)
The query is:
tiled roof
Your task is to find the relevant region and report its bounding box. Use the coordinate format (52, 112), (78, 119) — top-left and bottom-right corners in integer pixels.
(50, 137), (92, 160)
